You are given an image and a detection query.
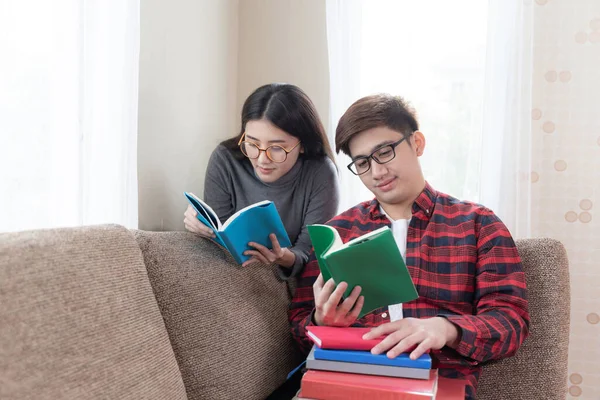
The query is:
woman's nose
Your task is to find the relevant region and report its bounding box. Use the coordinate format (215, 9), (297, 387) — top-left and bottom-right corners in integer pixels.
(257, 150), (272, 164)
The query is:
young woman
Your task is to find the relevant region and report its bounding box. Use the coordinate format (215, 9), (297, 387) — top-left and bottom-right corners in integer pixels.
(184, 83), (339, 279)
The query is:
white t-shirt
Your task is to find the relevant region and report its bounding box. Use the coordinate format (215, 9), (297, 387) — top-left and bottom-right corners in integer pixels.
(380, 207), (410, 322)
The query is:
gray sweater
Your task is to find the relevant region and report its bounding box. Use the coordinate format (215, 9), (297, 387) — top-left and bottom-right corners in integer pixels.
(203, 145), (340, 279)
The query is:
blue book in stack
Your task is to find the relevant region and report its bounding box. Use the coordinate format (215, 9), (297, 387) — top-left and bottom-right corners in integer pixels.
(306, 345), (432, 380)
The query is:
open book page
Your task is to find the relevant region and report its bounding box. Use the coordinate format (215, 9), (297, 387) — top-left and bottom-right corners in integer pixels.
(184, 192), (221, 230)
(329, 226), (389, 255)
(220, 200), (271, 230)
(322, 227), (344, 255)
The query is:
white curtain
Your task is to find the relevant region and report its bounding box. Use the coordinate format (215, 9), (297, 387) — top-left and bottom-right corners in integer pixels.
(0, 0), (140, 233)
(325, 0), (371, 212)
(326, 0), (488, 213)
(479, 0), (534, 238)
(326, 0), (534, 237)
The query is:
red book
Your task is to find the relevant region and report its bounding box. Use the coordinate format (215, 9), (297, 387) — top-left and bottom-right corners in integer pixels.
(297, 375), (464, 400)
(306, 326), (424, 353)
(300, 369), (439, 400)
(436, 377), (466, 400)
(306, 326), (385, 351)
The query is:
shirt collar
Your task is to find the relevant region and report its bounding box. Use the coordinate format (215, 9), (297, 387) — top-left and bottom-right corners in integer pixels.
(368, 181), (437, 221)
(412, 181), (437, 219)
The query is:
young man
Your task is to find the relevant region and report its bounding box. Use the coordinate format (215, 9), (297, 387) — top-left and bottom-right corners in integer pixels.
(288, 94), (530, 399)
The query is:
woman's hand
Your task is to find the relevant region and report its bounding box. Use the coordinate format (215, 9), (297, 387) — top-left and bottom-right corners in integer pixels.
(183, 205), (216, 238)
(242, 233), (296, 267)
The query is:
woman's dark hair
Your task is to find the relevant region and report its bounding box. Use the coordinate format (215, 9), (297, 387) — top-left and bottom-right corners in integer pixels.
(221, 83), (335, 163)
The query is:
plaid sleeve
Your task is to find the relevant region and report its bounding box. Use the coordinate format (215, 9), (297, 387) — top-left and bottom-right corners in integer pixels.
(288, 249), (320, 355)
(445, 210), (530, 363)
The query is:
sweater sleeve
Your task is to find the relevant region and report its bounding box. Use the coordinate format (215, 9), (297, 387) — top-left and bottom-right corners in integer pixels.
(278, 158), (340, 280)
(203, 147), (235, 223)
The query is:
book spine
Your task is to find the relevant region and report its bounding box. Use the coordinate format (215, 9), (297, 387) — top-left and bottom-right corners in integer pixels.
(301, 378), (434, 400)
(306, 358), (431, 380)
(217, 231), (244, 264)
(314, 349), (431, 369)
(319, 257), (334, 285)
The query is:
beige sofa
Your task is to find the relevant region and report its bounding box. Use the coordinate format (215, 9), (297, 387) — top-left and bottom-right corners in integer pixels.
(0, 224), (570, 400)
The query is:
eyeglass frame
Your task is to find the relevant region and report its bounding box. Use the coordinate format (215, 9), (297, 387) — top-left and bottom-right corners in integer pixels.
(347, 133), (412, 176)
(237, 132), (301, 163)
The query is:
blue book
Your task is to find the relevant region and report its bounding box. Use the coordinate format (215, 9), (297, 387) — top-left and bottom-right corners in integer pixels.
(307, 346), (430, 380)
(184, 192), (291, 264)
(313, 347), (431, 370)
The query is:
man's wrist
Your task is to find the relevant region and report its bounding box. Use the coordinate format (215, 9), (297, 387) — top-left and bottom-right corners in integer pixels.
(440, 317), (461, 348)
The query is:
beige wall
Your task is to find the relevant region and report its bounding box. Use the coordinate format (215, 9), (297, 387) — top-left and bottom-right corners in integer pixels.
(530, 2), (600, 399)
(237, 0), (330, 126)
(138, 0), (330, 231)
(138, 0), (239, 231)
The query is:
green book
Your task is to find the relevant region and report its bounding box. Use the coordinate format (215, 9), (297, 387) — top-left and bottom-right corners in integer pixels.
(307, 225), (418, 319)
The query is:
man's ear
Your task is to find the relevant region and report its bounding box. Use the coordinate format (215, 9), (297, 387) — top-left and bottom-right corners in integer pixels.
(413, 131), (426, 157)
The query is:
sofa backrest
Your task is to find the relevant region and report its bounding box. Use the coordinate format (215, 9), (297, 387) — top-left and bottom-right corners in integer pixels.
(477, 238), (570, 399)
(134, 230), (303, 400)
(0, 225), (187, 400)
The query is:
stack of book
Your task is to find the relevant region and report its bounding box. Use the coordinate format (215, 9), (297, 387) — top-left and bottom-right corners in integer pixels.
(299, 226), (467, 398)
(296, 326), (465, 400)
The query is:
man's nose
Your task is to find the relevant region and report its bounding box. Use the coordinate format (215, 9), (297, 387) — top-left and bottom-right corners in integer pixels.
(370, 160), (388, 178)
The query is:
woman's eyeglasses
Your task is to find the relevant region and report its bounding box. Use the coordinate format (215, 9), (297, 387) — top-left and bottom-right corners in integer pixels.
(238, 133), (301, 163)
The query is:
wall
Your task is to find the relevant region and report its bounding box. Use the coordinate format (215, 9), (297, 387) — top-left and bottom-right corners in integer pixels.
(137, 0), (239, 231)
(530, 1), (600, 398)
(236, 0), (330, 130)
(138, 0), (330, 231)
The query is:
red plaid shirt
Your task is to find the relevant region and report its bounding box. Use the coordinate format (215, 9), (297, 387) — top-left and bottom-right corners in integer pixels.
(289, 182), (530, 399)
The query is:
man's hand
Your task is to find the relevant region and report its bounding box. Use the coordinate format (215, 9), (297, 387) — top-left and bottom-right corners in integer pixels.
(363, 317), (460, 360)
(313, 274), (364, 327)
(243, 233), (296, 268)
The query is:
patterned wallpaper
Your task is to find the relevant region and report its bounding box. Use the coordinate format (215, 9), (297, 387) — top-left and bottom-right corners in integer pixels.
(531, 0), (600, 398)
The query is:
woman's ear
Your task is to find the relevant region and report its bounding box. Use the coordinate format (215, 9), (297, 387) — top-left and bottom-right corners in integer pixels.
(300, 146), (305, 154)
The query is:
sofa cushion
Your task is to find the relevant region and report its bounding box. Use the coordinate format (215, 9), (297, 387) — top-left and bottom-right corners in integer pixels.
(477, 238), (570, 400)
(0, 225), (188, 400)
(134, 231), (303, 400)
